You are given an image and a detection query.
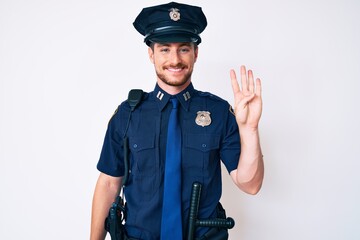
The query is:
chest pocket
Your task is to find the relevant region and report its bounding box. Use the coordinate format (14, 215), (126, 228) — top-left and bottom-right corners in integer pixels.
(128, 134), (160, 201)
(129, 134), (156, 176)
(183, 133), (220, 177)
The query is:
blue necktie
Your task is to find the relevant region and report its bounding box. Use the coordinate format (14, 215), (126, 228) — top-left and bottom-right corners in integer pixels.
(161, 98), (182, 240)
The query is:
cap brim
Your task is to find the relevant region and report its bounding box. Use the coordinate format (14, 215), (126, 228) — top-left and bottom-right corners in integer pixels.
(145, 32), (201, 46)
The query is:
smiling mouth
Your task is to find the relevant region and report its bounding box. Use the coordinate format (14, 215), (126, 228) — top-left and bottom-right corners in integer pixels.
(165, 64), (186, 73)
(167, 67), (184, 72)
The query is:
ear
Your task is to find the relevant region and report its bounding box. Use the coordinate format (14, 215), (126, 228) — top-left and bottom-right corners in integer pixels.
(148, 47), (154, 64)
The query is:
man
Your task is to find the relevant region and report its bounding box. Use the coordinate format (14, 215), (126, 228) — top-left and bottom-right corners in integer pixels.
(91, 2), (264, 240)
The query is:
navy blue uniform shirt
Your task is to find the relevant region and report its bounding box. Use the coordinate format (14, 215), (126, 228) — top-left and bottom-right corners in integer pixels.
(97, 83), (241, 239)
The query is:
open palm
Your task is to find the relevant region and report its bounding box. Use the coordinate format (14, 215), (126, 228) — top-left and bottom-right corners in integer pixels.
(230, 65), (262, 130)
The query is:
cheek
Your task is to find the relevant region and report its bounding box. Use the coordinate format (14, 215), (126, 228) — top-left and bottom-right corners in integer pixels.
(153, 61), (164, 71)
(154, 57), (167, 68)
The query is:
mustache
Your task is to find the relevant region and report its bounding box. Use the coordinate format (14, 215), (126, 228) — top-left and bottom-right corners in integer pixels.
(164, 63), (187, 69)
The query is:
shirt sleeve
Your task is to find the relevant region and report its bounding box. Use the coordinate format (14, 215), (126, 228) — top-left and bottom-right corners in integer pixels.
(220, 104), (241, 173)
(96, 104), (127, 177)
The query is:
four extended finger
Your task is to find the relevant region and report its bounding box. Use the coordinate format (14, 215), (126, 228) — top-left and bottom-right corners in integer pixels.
(256, 78), (262, 97)
(248, 70), (254, 93)
(230, 69), (241, 94)
(240, 65), (248, 92)
(231, 66), (262, 98)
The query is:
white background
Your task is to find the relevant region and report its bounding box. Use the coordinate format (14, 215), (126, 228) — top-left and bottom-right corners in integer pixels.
(1, 0), (360, 239)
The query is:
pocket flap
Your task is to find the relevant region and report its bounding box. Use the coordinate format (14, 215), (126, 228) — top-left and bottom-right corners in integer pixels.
(129, 135), (155, 152)
(184, 134), (220, 152)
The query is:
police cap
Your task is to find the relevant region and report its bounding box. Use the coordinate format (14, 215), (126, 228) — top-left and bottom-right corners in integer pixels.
(133, 2), (207, 46)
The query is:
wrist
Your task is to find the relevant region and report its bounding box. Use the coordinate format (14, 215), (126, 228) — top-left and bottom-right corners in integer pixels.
(239, 126), (259, 136)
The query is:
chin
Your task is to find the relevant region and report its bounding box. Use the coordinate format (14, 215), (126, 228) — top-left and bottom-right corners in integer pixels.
(167, 78), (190, 87)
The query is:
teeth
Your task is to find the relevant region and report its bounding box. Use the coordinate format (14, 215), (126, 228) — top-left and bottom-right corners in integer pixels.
(168, 68), (182, 72)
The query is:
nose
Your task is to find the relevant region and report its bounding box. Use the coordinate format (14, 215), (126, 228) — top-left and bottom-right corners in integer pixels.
(169, 50), (181, 65)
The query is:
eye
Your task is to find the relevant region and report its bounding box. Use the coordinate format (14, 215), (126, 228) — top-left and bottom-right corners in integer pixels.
(179, 47), (190, 53)
(160, 48), (170, 53)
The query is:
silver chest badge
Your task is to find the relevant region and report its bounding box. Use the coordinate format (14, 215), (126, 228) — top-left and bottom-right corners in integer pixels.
(169, 8), (180, 21)
(195, 111), (211, 127)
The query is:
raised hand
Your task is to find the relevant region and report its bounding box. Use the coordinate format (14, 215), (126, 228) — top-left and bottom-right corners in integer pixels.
(230, 65), (262, 130)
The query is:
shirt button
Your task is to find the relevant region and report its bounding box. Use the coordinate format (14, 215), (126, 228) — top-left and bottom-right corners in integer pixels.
(202, 144), (207, 148)
(133, 144), (138, 148)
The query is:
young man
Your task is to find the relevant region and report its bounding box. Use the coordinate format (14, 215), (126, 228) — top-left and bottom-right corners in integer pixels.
(91, 2), (264, 240)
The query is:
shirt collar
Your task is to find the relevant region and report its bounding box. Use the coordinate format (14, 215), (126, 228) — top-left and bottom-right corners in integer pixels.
(153, 83), (195, 112)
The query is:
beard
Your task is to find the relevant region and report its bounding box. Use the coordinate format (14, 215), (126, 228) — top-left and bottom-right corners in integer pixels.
(156, 63), (193, 87)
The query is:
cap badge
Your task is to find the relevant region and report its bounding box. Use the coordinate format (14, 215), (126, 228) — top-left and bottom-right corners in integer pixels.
(195, 111), (211, 127)
(169, 8), (180, 21)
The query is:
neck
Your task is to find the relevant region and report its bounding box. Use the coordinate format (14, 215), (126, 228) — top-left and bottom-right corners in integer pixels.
(157, 79), (191, 95)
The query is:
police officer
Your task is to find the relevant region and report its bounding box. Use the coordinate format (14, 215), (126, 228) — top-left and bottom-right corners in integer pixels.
(90, 2), (264, 240)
